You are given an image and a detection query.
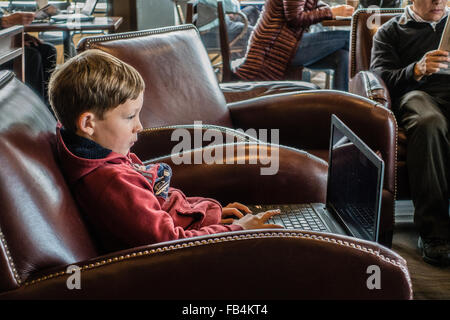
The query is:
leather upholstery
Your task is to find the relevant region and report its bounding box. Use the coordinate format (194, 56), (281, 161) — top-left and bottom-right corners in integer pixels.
(349, 9), (404, 79)
(78, 25), (398, 247)
(219, 80), (319, 103)
(349, 9), (411, 199)
(0, 71), (98, 293)
(0, 70), (412, 299)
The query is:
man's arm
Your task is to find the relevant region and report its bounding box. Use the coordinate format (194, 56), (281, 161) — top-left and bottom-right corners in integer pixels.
(371, 26), (450, 88)
(370, 27), (418, 91)
(0, 12), (35, 28)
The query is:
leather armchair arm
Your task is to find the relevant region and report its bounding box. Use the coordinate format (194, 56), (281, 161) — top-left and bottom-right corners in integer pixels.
(228, 90), (396, 185)
(220, 81), (319, 103)
(132, 124), (258, 161)
(227, 90), (398, 247)
(349, 71), (391, 109)
(1, 230), (412, 299)
(144, 143), (328, 205)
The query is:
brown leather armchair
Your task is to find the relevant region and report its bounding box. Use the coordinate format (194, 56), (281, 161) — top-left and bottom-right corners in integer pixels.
(0, 70), (412, 299)
(77, 24), (398, 247)
(349, 8), (411, 199)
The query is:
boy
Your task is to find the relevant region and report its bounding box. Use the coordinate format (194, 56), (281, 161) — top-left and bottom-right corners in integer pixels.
(49, 49), (281, 252)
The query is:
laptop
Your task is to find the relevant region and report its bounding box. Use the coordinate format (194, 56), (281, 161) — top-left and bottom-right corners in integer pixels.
(437, 16), (450, 75)
(246, 115), (385, 242)
(36, 0), (98, 22)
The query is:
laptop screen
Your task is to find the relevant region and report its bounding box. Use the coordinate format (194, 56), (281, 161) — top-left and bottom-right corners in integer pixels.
(326, 115), (384, 242)
(81, 0), (98, 15)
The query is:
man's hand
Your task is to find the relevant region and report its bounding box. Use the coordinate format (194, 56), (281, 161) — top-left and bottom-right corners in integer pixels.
(221, 202), (251, 224)
(232, 209), (283, 229)
(1, 12), (35, 28)
(330, 5), (354, 18)
(414, 50), (450, 81)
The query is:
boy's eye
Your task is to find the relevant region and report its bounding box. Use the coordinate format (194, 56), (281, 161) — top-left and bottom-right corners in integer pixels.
(127, 114), (135, 119)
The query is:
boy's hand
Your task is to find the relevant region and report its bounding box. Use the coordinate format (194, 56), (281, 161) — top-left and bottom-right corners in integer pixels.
(232, 209), (284, 230)
(221, 202), (252, 224)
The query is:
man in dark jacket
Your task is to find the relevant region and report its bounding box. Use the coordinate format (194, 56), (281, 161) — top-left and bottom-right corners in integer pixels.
(371, 0), (450, 266)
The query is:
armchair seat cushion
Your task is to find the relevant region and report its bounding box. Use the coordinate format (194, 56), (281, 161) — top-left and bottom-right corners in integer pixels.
(220, 80), (319, 103)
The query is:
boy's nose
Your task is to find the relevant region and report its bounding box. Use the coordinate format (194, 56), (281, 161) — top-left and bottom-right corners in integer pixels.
(135, 119), (143, 133)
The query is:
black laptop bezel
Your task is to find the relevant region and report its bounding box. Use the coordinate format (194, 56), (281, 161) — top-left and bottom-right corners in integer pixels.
(326, 114), (384, 242)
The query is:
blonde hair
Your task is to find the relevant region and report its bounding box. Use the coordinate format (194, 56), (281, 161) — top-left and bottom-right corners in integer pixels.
(48, 49), (145, 132)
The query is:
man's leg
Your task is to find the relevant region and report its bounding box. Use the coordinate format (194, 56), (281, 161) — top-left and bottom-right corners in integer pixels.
(290, 30), (350, 91)
(398, 90), (450, 264)
(306, 49), (349, 91)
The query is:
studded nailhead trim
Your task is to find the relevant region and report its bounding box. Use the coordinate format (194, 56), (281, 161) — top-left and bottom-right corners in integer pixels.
(24, 231), (411, 294)
(0, 228), (21, 285)
(350, 9), (404, 78)
(83, 24), (198, 50)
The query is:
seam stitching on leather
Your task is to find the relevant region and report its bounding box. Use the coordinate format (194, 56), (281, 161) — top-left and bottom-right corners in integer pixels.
(84, 24), (197, 49)
(0, 228), (21, 285)
(23, 232), (409, 288)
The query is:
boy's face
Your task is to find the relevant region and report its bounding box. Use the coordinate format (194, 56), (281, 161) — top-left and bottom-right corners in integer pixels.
(86, 92), (144, 156)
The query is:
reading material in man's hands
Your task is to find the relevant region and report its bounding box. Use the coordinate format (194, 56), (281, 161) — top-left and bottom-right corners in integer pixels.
(437, 16), (450, 74)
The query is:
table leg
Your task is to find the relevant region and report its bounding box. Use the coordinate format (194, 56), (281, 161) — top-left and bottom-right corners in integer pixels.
(62, 31), (72, 61)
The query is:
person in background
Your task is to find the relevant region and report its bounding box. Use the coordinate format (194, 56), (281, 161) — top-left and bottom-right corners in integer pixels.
(234, 0), (354, 91)
(0, 10), (57, 105)
(178, 0), (257, 60)
(371, 0), (449, 266)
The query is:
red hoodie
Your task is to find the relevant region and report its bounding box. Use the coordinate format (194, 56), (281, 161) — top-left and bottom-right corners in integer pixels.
(55, 126), (242, 252)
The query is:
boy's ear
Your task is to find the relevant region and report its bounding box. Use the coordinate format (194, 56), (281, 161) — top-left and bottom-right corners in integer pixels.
(77, 111), (96, 137)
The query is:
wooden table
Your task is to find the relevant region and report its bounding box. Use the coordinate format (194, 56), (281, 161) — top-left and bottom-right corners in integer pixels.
(25, 16), (123, 60)
(321, 18), (352, 27)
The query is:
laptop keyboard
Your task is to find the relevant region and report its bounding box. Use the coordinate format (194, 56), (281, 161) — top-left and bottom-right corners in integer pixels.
(344, 206), (375, 235)
(248, 204), (328, 232)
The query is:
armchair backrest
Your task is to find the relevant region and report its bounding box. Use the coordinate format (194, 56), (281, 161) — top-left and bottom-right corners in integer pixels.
(77, 25), (233, 129)
(0, 71), (98, 293)
(350, 8), (404, 78)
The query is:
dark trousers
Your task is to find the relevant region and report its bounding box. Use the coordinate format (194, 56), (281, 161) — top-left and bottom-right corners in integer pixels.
(1, 41), (57, 105)
(398, 90), (450, 240)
